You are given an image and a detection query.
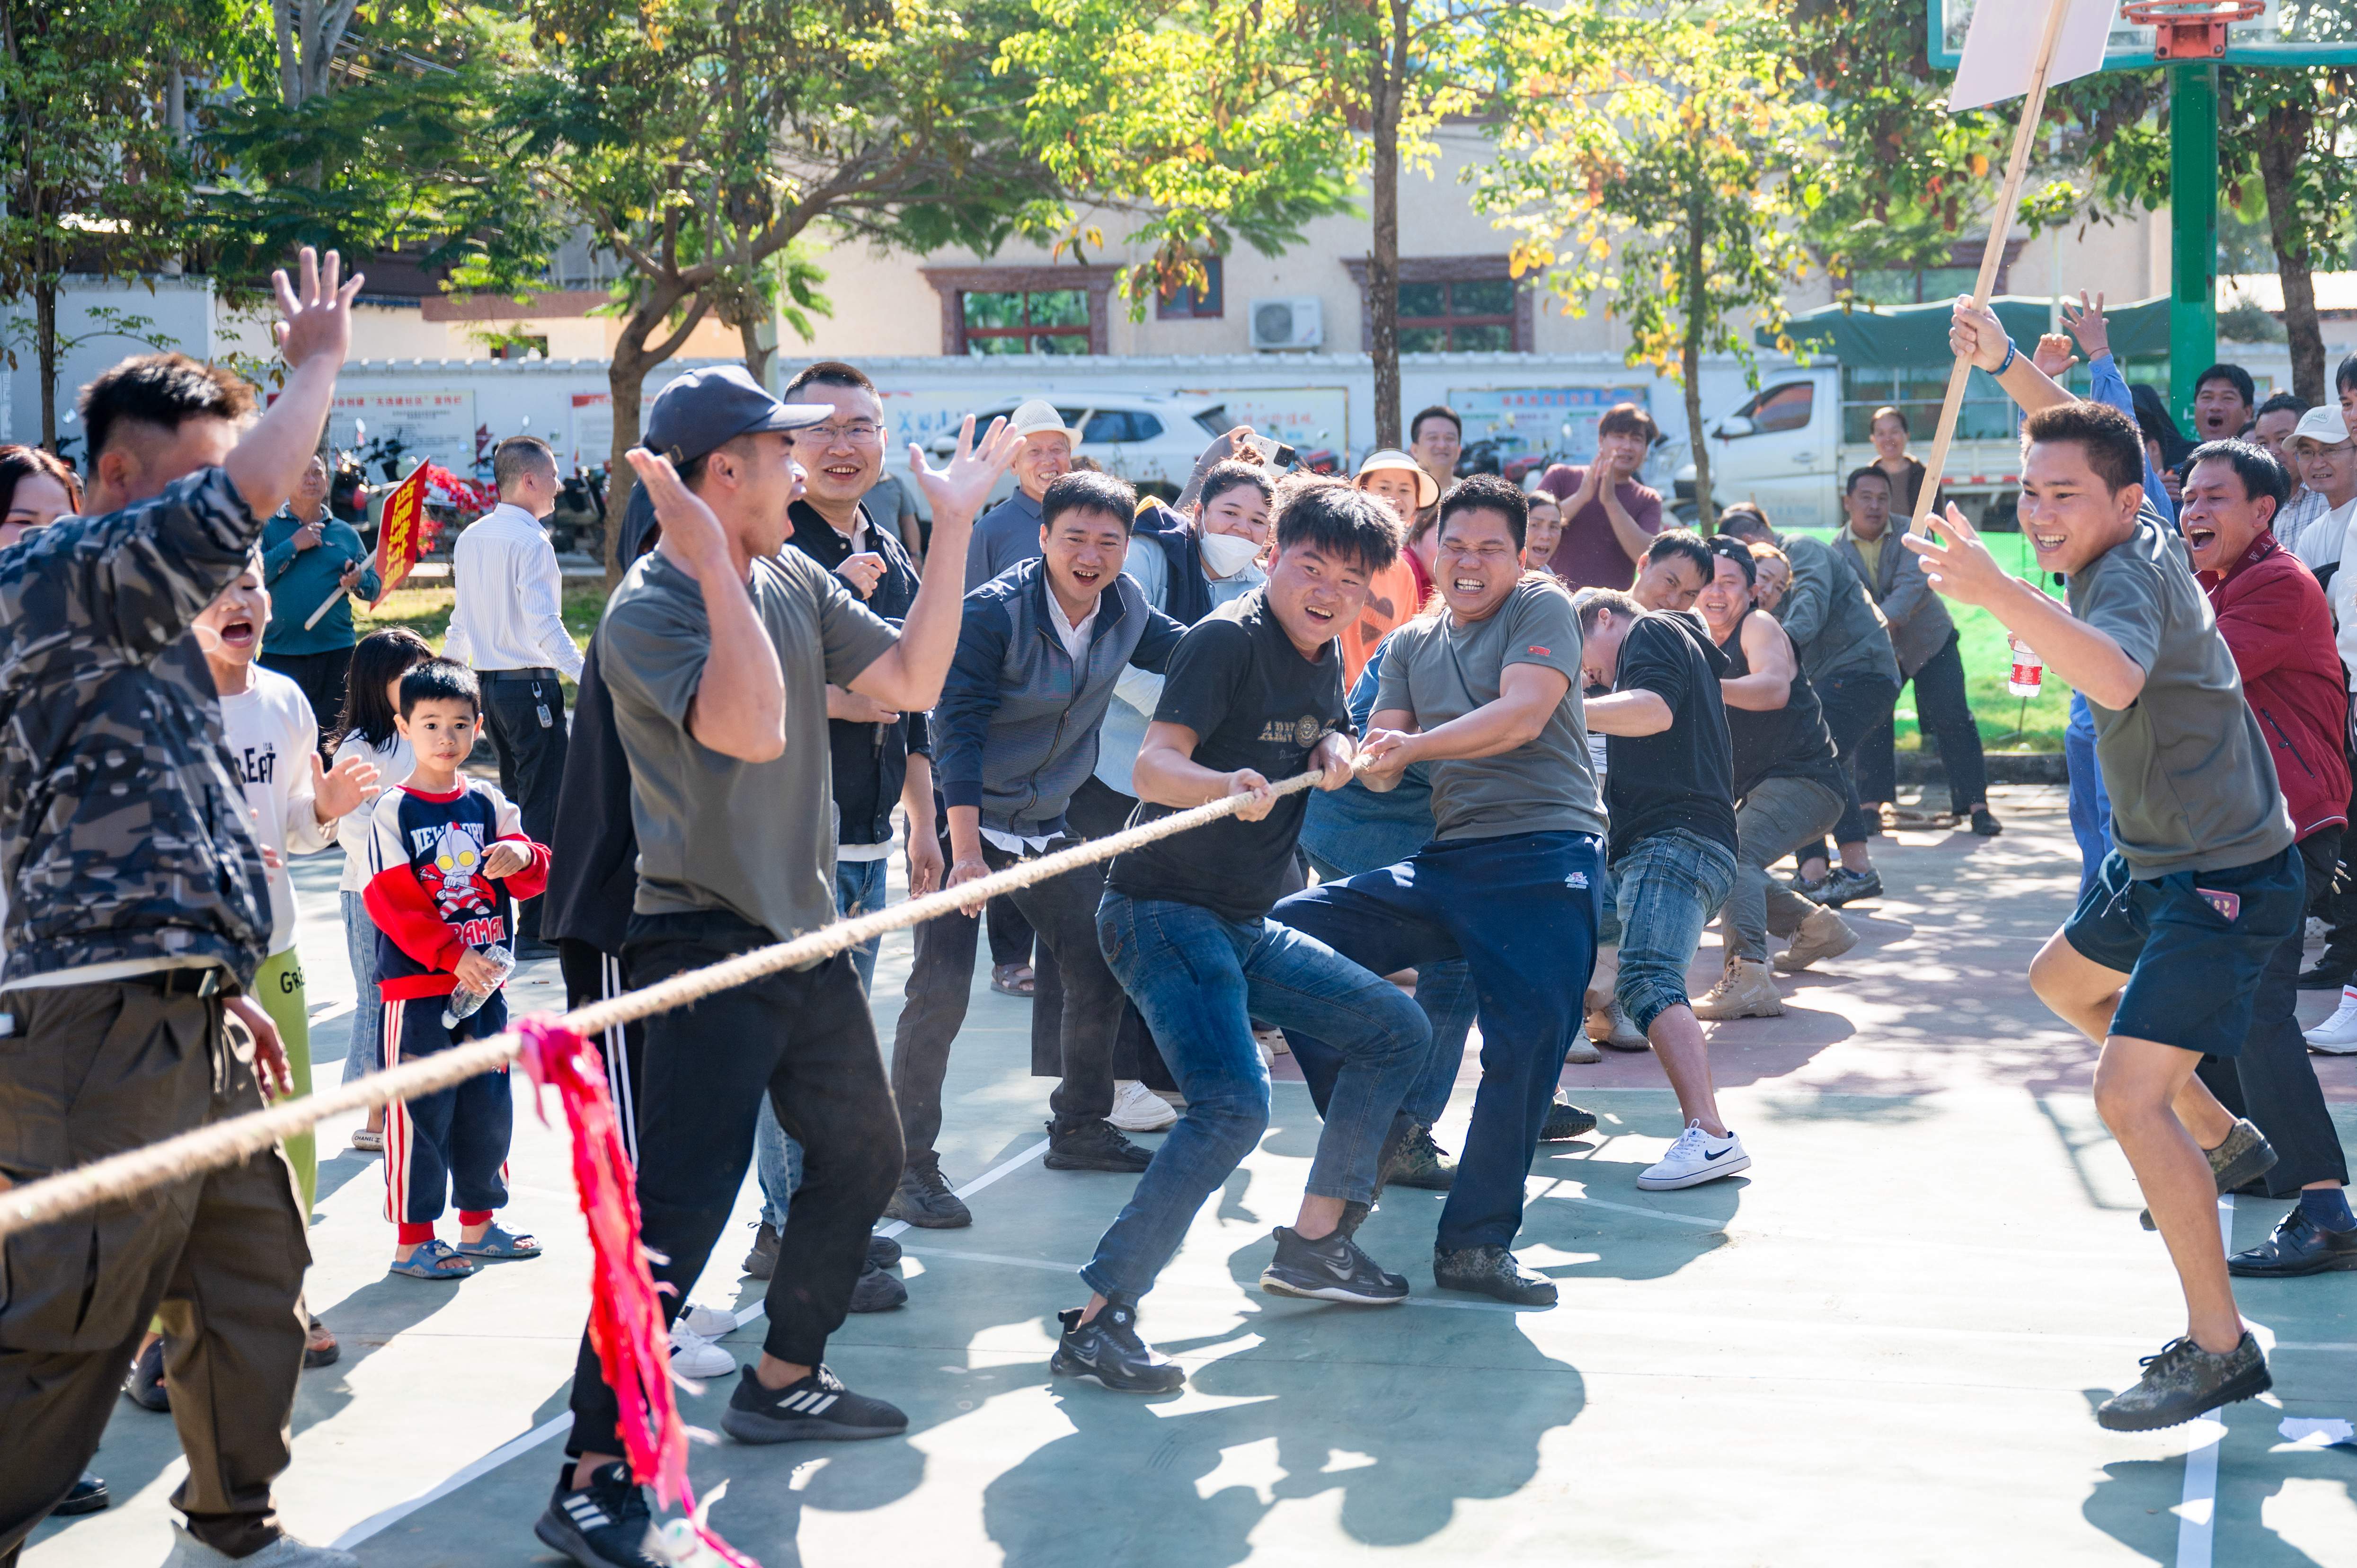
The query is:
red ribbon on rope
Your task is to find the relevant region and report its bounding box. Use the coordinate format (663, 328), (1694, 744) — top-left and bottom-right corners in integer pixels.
(515, 1015), (762, 1568)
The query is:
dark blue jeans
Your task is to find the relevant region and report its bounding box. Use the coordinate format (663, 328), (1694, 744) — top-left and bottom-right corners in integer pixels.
(1303, 845), (1479, 1130)
(1272, 830), (1603, 1253)
(1083, 894), (1429, 1302)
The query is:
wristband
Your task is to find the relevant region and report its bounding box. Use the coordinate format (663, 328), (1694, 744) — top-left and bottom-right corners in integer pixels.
(1994, 339), (2017, 376)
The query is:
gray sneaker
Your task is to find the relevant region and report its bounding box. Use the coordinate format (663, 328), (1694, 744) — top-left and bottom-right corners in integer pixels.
(1383, 1125), (1456, 1191)
(161, 1526), (359, 1568)
(2138, 1118), (2277, 1230)
(2094, 1332), (2270, 1431)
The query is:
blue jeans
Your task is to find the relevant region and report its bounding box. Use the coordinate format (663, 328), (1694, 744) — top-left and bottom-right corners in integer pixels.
(340, 890), (383, 1084)
(1082, 894), (1429, 1302)
(1613, 830), (1737, 1033)
(756, 854), (889, 1228)
(2065, 692), (2113, 900)
(1272, 830), (1603, 1253)
(1306, 844), (1479, 1130)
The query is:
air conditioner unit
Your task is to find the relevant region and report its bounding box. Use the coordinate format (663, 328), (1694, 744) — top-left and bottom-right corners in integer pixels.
(1249, 297), (1324, 351)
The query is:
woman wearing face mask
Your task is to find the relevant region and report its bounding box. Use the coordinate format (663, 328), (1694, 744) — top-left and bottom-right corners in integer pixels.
(0, 444), (80, 547)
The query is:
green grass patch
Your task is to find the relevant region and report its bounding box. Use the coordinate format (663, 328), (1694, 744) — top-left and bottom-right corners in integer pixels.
(352, 584), (608, 699)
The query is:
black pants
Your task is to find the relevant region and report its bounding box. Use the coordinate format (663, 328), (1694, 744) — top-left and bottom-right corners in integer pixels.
(986, 896), (1035, 970)
(1062, 776), (1174, 1092)
(0, 983), (308, 1565)
(558, 938), (643, 1167)
(258, 645), (352, 753)
(890, 799), (1129, 1168)
(567, 910), (899, 1454)
(1857, 632), (1989, 816)
(2197, 829), (2353, 1194)
(2316, 764), (2357, 970)
(1809, 669), (1901, 861)
(481, 672), (571, 943)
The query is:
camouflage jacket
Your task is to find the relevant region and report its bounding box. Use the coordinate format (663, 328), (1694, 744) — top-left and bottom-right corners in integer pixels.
(0, 466), (273, 988)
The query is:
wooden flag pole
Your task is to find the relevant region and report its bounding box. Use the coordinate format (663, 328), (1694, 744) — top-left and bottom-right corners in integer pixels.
(1910, 0), (2078, 536)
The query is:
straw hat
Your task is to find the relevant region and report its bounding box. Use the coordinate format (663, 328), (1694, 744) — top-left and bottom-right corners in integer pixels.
(1353, 448), (1440, 510)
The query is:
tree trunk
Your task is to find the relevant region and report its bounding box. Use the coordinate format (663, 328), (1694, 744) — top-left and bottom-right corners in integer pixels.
(1683, 197), (1715, 535)
(2257, 102), (2324, 405)
(739, 316), (772, 386)
(1366, 0), (1408, 450)
(35, 270), (57, 452)
(602, 283), (705, 588)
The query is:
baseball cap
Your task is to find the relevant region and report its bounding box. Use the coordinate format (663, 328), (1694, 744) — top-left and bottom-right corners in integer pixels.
(642, 365), (830, 466)
(1007, 398), (1085, 445)
(1353, 448), (1440, 510)
(2290, 405), (2351, 449)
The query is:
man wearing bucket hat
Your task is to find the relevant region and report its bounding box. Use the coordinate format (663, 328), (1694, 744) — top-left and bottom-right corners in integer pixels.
(966, 398), (1086, 592)
(541, 364), (1019, 1568)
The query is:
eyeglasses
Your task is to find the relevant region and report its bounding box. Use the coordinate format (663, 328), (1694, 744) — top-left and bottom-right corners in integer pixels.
(790, 421), (883, 446)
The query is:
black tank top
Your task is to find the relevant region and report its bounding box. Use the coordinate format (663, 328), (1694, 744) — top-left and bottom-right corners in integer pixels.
(1718, 609), (1843, 800)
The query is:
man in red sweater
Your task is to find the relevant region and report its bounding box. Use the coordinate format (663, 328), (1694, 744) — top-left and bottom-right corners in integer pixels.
(2182, 439), (2357, 1276)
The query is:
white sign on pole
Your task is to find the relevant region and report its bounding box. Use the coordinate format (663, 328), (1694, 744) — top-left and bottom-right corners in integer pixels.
(1947, 0), (2112, 109)
(569, 392), (614, 471)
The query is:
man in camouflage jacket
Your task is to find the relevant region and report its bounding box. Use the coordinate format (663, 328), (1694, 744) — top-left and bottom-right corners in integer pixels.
(0, 250), (368, 1568)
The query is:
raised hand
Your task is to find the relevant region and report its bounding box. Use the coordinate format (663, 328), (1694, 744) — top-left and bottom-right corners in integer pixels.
(2032, 334), (2080, 381)
(311, 751), (381, 821)
(2062, 290), (2111, 361)
(272, 247), (365, 373)
(629, 447), (730, 574)
(1900, 503), (2012, 608)
(907, 414), (1019, 533)
(1948, 294), (2011, 374)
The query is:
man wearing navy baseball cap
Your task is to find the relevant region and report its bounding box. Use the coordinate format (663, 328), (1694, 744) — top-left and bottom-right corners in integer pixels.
(538, 368), (1021, 1568)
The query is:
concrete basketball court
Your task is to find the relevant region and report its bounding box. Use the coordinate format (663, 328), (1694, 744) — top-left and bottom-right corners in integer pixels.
(25, 785), (2357, 1566)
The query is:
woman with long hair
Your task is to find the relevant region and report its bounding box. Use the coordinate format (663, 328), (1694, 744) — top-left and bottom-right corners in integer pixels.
(330, 626), (435, 1151)
(0, 444), (81, 548)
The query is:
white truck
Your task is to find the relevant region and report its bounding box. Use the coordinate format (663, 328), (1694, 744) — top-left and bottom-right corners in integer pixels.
(1674, 364), (2029, 535)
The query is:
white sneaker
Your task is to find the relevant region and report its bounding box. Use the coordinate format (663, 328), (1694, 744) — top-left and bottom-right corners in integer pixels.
(2306, 987), (2357, 1054)
(1636, 1120), (1751, 1190)
(667, 1323), (737, 1379)
(1108, 1079), (1178, 1132)
(162, 1526), (358, 1568)
(678, 1302), (738, 1338)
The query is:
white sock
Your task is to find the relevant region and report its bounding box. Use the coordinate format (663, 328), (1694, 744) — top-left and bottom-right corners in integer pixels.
(2341, 986), (2357, 1009)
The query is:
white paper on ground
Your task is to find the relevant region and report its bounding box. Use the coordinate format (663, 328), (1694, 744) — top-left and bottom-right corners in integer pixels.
(1948, 0), (2114, 110)
(2277, 1416), (2357, 1447)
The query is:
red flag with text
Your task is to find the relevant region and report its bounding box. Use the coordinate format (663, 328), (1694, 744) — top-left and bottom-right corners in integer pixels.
(371, 462), (431, 605)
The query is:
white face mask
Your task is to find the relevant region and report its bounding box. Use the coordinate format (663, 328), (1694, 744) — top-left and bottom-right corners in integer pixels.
(1199, 530), (1263, 579)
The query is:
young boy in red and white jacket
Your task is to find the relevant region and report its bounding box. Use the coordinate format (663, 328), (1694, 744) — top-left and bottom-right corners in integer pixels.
(363, 658), (552, 1281)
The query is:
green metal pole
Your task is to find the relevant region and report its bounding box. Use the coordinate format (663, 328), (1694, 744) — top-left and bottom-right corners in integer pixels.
(2169, 61), (2219, 425)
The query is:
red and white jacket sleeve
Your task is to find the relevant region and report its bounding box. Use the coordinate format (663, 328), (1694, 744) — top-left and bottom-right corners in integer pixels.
(485, 782), (551, 902)
(361, 790), (465, 976)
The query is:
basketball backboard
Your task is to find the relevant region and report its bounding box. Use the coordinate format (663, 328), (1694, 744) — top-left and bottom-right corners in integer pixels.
(1931, 0), (2357, 70)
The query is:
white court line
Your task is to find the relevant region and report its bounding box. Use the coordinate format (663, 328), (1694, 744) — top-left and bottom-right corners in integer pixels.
(2174, 1195), (2234, 1568)
(309, 999), (355, 1024)
(331, 1139), (1050, 1549)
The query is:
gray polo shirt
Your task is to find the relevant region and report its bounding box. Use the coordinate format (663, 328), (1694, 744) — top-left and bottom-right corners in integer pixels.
(1374, 577), (1606, 842)
(600, 547), (899, 941)
(965, 488), (1045, 592)
(2069, 507), (2296, 878)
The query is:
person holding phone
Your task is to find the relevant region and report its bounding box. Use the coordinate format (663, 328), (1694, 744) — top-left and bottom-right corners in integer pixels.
(260, 450), (380, 753)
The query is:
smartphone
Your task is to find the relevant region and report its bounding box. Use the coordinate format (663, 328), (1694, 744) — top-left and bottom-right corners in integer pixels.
(1246, 434), (1299, 470)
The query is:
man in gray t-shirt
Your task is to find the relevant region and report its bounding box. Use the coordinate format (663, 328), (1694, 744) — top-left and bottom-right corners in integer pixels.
(1904, 382), (2296, 1437)
(549, 366), (1018, 1558)
(1271, 475), (1605, 1311)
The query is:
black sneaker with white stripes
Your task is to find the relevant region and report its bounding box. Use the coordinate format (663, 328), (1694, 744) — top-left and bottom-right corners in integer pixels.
(1259, 1225), (1409, 1304)
(533, 1461), (661, 1568)
(718, 1364), (907, 1444)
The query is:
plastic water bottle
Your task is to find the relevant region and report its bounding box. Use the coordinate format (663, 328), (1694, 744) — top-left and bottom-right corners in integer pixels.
(2006, 635), (2044, 699)
(442, 943), (515, 1028)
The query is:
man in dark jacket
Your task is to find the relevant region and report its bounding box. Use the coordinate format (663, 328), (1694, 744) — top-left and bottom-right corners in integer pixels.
(0, 251), (365, 1568)
(2178, 441), (2357, 1277)
(887, 469), (1188, 1225)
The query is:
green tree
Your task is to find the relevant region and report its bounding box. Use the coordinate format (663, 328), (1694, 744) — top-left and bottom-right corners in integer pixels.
(1008, 0), (1560, 447)
(0, 0), (191, 448)
(1478, 0), (1825, 531)
(509, 0), (1063, 580)
(2238, 69), (2357, 402)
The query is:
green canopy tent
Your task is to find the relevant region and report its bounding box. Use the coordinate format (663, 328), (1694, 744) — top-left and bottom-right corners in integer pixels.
(1762, 294), (2173, 364)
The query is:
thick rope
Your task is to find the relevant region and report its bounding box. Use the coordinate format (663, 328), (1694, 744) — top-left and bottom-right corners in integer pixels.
(0, 762), (1348, 1239)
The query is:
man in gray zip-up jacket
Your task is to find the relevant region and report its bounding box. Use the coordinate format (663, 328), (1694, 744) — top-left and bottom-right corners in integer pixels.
(1718, 501), (1901, 906)
(888, 470), (1188, 1225)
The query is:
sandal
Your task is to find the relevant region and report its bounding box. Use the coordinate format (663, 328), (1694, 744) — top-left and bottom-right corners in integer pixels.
(455, 1223), (542, 1262)
(990, 963), (1036, 998)
(349, 1127), (383, 1153)
(389, 1239), (478, 1281)
(304, 1314), (340, 1369)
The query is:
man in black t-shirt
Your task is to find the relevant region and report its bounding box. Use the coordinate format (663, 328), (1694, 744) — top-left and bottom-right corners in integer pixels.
(1576, 588), (1750, 1191)
(1052, 479), (1428, 1393)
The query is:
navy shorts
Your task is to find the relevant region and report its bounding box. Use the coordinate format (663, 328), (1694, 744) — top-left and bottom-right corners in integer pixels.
(2061, 844), (2303, 1059)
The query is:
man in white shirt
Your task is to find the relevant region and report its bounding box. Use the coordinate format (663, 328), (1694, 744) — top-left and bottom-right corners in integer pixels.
(445, 434), (583, 955)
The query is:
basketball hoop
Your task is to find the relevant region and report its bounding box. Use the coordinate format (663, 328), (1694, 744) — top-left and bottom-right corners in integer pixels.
(2119, 0), (2265, 61)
